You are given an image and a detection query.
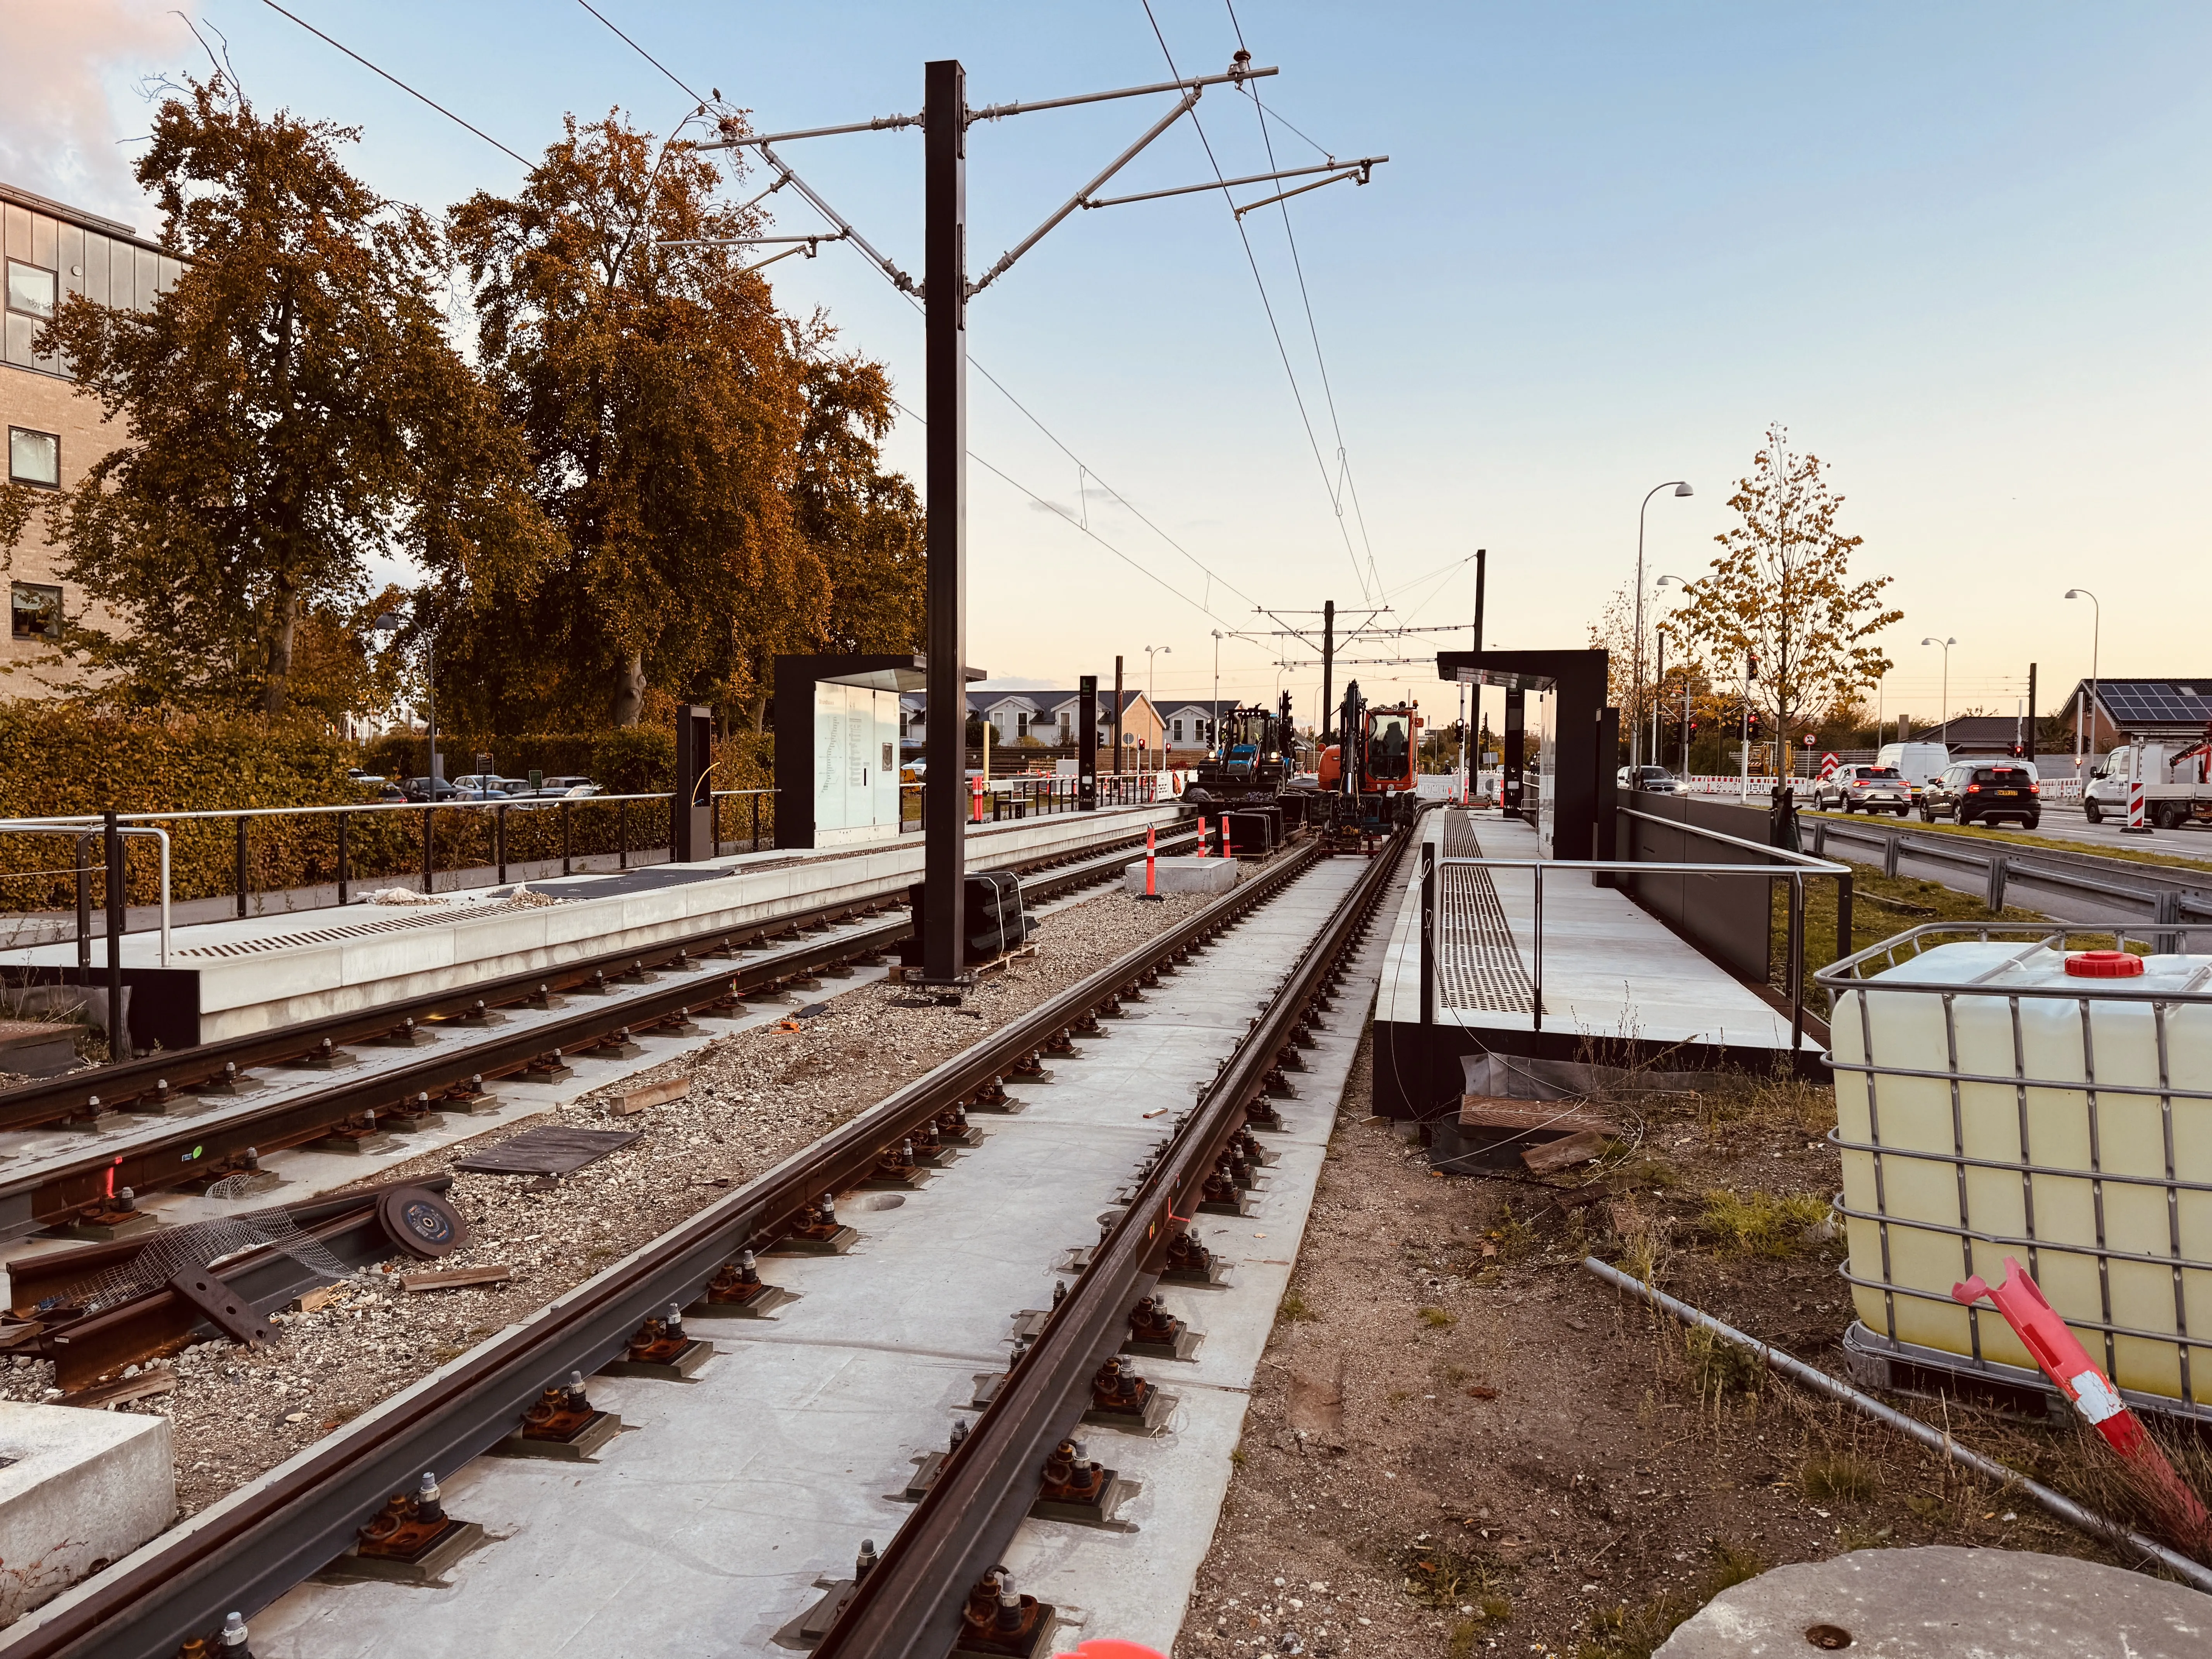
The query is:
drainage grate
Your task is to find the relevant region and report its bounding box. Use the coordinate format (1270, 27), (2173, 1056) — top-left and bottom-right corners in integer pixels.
(176, 899), (547, 959)
(1436, 812), (1536, 1015)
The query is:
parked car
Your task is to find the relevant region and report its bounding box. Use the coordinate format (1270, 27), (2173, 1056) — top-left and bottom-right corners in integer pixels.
(1920, 762), (2040, 828)
(346, 767), (386, 789)
(1874, 742), (1952, 801)
(401, 776), (462, 802)
(1614, 764), (1685, 795)
(374, 783), (406, 804)
(1815, 764), (1912, 815)
(539, 776), (599, 797)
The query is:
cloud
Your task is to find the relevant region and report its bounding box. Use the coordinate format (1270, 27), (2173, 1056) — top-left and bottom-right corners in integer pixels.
(0, 1), (196, 228)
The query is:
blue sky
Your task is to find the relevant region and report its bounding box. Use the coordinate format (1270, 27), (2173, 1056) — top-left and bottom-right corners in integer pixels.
(11, 2), (2209, 730)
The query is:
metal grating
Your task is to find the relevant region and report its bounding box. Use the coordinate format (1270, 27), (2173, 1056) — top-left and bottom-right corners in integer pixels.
(1435, 812), (1535, 1015)
(176, 898), (550, 958)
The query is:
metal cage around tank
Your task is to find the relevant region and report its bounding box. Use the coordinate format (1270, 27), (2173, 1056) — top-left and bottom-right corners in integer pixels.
(1815, 921), (2212, 1421)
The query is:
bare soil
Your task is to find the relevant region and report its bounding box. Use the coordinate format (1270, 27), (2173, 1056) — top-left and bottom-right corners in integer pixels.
(1177, 1030), (2206, 1659)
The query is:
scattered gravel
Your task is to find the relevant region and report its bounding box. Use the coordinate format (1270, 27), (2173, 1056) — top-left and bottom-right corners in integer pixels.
(0, 882), (1229, 1518)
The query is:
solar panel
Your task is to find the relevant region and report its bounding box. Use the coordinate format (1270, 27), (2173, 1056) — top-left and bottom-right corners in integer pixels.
(2099, 682), (2212, 725)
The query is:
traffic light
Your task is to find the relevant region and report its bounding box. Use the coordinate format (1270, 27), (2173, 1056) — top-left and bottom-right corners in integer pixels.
(1747, 651), (1759, 681)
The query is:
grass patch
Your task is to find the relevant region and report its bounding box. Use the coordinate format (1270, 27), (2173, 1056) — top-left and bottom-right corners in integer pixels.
(1395, 1539), (1511, 1616)
(1701, 1188), (1832, 1257)
(1276, 1288), (1318, 1323)
(1418, 1306), (1457, 1329)
(1800, 1450), (1882, 1504)
(1486, 1204), (1540, 1261)
(1805, 809), (2212, 878)
(1776, 855), (2053, 981)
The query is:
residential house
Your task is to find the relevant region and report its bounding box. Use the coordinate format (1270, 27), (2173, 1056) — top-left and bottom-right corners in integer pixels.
(900, 688), (1164, 759)
(2055, 679), (2212, 754)
(1159, 699), (1240, 754)
(3, 182), (182, 692)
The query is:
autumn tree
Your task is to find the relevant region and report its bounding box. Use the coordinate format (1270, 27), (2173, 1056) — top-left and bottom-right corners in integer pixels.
(1670, 424), (1899, 755)
(443, 113), (817, 730)
(0, 76), (556, 715)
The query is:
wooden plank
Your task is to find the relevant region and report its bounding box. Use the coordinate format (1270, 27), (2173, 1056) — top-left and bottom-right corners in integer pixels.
(1458, 1094), (1619, 1136)
(615, 1075), (690, 1116)
(400, 1264), (512, 1293)
(1521, 1130), (1611, 1175)
(294, 1284), (347, 1314)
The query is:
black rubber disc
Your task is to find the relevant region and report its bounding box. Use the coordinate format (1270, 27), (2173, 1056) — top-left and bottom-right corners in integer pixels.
(379, 1186), (469, 1259)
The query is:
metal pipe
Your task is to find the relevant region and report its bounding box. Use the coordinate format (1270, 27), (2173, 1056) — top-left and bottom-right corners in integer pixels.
(103, 811), (129, 1061)
(1582, 1255), (2212, 1596)
(965, 62), (1277, 124)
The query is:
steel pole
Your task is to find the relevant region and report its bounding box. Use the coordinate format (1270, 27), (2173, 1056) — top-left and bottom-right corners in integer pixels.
(920, 57), (969, 983)
(1319, 599), (1335, 744)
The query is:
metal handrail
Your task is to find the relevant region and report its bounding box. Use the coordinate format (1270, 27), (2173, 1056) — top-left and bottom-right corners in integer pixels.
(1434, 850), (1849, 1048)
(0, 825), (169, 965)
(0, 786), (775, 829)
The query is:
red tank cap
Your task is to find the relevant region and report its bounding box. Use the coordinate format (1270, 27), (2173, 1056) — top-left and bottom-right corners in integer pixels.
(2066, 950), (2145, 978)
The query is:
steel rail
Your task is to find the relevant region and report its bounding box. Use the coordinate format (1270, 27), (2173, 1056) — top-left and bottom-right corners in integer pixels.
(814, 827), (1411, 1659)
(0, 826), (1194, 1226)
(0, 833), (1317, 1659)
(0, 821), (1187, 1125)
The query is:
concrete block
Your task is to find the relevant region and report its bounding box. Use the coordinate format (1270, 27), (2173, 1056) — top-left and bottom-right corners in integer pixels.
(1122, 857), (1238, 898)
(1656, 1545), (2212, 1657)
(0, 1401), (173, 1622)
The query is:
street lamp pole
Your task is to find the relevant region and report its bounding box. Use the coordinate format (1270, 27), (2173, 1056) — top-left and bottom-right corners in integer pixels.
(1210, 630), (1222, 759)
(1632, 482), (1693, 767)
(1921, 636), (1957, 747)
(1653, 574), (1688, 776)
(2065, 590), (2099, 782)
(1145, 644), (1170, 778)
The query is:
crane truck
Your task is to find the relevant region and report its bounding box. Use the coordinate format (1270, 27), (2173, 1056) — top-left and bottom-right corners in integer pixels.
(2083, 728), (2212, 828)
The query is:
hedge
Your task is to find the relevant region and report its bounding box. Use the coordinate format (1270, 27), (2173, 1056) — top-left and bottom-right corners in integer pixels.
(0, 706), (776, 915)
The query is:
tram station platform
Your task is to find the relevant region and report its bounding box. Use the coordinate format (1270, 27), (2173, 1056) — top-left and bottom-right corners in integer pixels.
(1371, 809), (1818, 1118)
(0, 805), (1180, 1051)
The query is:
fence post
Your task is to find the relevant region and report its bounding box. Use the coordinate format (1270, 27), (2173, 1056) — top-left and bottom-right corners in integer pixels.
(562, 799), (573, 876)
(1986, 854), (2008, 915)
(1883, 833), (1900, 881)
(422, 806), (435, 895)
(713, 792), (724, 857)
(751, 793), (761, 852)
(75, 833), (93, 974)
(235, 815), (249, 919)
(1788, 872), (1805, 1053)
(2155, 888), (2182, 955)
(496, 803), (508, 885)
(104, 809), (131, 1061)
(619, 800), (629, 871)
(337, 812), (351, 906)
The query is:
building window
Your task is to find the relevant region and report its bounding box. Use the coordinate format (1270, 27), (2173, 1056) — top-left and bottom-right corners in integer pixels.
(5, 260), (57, 320)
(9, 427), (60, 488)
(1172, 718), (1184, 741)
(1016, 712), (1030, 737)
(10, 582), (62, 641)
(1058, 711), (1070, 739)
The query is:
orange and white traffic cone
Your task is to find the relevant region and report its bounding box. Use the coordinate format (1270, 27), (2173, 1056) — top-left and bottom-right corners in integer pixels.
(1137, 825), (1161, 902)
(1954, 1259), (2212, 1550)
(971, 773), (984, 823)
(1195, 816), (1209, 858)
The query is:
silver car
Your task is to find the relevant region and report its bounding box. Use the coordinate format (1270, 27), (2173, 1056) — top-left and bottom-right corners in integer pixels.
(1817, 764), (1911, 815)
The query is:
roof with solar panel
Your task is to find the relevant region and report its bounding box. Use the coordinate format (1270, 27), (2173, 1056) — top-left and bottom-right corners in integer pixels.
(2064, 678), (2212, 733)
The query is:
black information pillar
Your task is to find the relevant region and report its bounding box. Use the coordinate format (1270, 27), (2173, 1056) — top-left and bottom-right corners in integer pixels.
(672, 704), (714, 862)
(921, 58), (969, 982)
(1078, 673), (1099, 810)
(1319, 599), (1335, 744)
(1503, 686), (1526, 819)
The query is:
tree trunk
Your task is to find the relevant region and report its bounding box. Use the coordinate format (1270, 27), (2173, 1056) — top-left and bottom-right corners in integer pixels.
(262, 586), (298, 716)
(612, 651), (647, 728)
(744, 691), (769, 734)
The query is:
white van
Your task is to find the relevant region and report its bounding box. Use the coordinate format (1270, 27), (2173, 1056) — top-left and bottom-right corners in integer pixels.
(1875, 742), (1951, 801)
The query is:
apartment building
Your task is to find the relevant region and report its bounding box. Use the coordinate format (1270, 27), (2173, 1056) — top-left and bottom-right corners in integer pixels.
(3, 182), (180, 690)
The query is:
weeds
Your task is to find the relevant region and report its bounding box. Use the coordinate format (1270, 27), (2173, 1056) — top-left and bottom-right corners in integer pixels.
(1419, 1307), (1457, 1329)
(1686, 1327), (1765, 1396)
(1487, 1204), (1539, 1261)
(1395, 1539), (1510, 1617)
(1700, 1188), (1832, 1257)
(1277, 1288), (1318, 1323)
(1800, 1450), (1881, 1504)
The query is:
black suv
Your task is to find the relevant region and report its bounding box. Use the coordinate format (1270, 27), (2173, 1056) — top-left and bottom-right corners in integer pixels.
(1920, 763), (2040, 828)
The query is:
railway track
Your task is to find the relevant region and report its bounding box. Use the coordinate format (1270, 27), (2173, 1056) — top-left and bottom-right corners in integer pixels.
(0, 823), (1194, 1234)
(0, 819), (1405, 1659)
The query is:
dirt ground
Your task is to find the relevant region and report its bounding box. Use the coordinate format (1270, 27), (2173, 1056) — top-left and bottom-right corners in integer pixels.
(1176, 1027), (2205, 1659)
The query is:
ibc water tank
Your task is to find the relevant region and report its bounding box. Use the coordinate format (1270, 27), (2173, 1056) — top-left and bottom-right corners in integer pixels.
(1830, 939), (2212, 1404)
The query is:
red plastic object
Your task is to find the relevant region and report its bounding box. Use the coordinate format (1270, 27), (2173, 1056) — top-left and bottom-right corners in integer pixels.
(1954, 1258), (2211, 1549)
(2065, 950), (2145, 978)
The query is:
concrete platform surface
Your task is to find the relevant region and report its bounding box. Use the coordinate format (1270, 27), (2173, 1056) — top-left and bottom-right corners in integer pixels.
(0, 1401), (173, 1623)
(1656, 1545), (2212, 1657)
(1121, 857), (1240, 897)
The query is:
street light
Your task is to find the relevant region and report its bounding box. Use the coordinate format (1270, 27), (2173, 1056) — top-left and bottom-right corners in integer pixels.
(1210, 630), (1223, 760)
(1653, 574), (1690, 773)
(2065, 589), (2099, 781)
(1144, 644), (1170, 773)
(370, 608), (438, 791)
(1921, 636), (1957, 747)
(1632, 481), (1694, 767)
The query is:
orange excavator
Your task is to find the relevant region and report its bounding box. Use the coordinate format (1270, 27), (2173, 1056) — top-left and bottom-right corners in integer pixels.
(1316, 681), (1422, 837)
